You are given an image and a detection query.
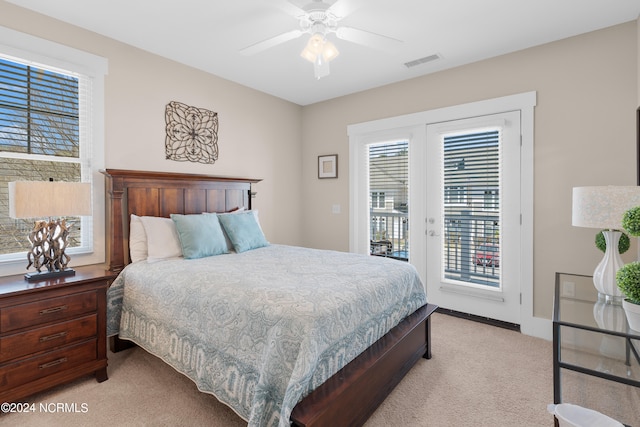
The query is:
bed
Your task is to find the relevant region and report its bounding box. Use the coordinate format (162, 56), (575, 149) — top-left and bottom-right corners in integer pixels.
(103, 169), (436, 427)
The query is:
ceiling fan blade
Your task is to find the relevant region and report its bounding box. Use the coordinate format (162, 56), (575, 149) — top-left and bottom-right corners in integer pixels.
(328, 0), (367, 18)
(273, 0), (306, 18)
(239, 29), (303, 55)
(336, 26), (402, 51)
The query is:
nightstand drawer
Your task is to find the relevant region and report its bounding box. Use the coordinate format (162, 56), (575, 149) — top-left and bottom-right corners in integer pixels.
(1, 291), (97, 333)
(0, 339), (97, 392)
(0, 314), (97, 363)
(0, 264), (112, 402)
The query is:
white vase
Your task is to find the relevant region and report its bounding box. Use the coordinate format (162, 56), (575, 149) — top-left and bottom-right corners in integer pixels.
(592, 230), (624, 301)
(622, 299), (640, 331)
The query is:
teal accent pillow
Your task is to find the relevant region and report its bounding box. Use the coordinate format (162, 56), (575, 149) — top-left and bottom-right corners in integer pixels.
(170, 213), (229, 259)
(217, 211), (269, 253)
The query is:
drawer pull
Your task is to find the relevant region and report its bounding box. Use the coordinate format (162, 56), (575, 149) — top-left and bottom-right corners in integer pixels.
(39, 331), (68, 342)
(39, 357), (67, 370)
(39, 305), (68, 315)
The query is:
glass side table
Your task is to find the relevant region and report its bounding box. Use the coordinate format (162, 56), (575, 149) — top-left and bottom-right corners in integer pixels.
(553, 273), (640, 426)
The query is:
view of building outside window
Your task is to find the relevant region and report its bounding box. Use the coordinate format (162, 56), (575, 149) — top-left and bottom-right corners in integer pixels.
(0, 56), (83, 256)
(368, 140), (408, 260)
(442, 129), (500, 288)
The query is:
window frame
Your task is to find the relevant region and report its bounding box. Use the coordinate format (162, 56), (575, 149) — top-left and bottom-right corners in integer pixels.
(371, 191), (386, 209)
(348, 126), (421, 259)
(0, 26), (107, 277)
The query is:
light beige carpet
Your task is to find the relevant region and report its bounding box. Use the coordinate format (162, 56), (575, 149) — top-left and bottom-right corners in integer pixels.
(1, 313), (637, 426)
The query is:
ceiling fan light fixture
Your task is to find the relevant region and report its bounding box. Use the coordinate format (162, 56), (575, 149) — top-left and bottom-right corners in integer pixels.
(300, 34), (339, 79)
(313, 58), (330, 80)
(240, 0), (403, 81)
(321, 39), (339, 62)
(301, 34), (325, 62)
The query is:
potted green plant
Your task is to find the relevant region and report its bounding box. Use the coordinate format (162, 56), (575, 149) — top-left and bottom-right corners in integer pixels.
(595, 230), (630, 254)
(622, 206), (640, 236)
(617, 206), (640, 330)
(615, 262), (640, 330)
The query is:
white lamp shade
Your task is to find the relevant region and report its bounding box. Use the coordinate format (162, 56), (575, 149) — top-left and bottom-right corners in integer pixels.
(321, 39), (339, 62)
(301, 34), (324, 62)
(9, 181), (92, 219)
(572, 186), (640, 230)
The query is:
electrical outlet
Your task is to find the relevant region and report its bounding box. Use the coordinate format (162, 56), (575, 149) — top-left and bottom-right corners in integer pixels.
(562, 281), (575, 297)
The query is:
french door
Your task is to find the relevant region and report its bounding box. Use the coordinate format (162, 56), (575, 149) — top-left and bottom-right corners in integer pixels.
(425, 111), (521, 325)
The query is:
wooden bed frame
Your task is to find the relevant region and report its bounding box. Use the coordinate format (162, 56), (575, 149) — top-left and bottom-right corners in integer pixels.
(102, 168), (437, 427)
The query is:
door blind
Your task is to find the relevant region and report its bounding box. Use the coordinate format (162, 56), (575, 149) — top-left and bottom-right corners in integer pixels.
(442, 130), (500, 287)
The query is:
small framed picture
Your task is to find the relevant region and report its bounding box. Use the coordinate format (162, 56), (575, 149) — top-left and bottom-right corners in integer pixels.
(318, 154), (338, 179)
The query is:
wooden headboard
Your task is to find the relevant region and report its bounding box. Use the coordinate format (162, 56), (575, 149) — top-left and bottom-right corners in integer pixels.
(102, 169), (261, 272)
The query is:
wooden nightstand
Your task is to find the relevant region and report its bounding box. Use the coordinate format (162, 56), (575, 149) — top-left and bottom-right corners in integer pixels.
(0, 264), (117, 403)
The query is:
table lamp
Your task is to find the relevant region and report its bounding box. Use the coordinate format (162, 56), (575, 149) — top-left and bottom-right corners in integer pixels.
(8, 180), (91, 282)
(572, 186), (640, 303)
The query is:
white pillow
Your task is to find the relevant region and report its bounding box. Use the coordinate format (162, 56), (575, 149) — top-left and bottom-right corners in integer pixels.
(129, 214), (148, 262)
(139, 216), (183, 262)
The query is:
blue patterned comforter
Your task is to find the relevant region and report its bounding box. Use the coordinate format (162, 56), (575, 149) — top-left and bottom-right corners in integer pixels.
(107, 244), (426, 426)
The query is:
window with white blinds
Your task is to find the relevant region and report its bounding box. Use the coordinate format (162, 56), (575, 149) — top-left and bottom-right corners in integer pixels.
(0, 54), (92, 257)
(368, 140), (409, 260)
(0, 57), (80, 156)
(443, 129), (500, 287)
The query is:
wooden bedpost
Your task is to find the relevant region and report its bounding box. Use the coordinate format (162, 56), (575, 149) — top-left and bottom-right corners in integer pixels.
(103, 172), (126, 273)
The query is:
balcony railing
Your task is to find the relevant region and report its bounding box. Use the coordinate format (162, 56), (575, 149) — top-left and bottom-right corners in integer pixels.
(370, 210), (408, 261)
(369, 211), (499, 288)
(444, 212), (500, 287)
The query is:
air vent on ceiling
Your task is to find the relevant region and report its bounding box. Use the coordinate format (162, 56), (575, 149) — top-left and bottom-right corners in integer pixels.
(404, 54), (441, 69)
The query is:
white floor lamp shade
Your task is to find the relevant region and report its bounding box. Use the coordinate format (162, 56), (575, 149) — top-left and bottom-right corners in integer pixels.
(572, 186), (640, 302)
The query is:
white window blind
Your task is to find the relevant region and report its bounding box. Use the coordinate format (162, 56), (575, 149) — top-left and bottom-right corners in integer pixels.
(443, 129), (500, 287)
(0, 57), (79, 156)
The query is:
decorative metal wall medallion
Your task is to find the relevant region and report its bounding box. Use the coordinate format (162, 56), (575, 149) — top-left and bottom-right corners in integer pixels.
(165, 101), (219, 164)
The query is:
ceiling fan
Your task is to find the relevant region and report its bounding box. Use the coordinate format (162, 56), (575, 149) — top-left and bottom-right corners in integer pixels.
(239, 0), (402, 79)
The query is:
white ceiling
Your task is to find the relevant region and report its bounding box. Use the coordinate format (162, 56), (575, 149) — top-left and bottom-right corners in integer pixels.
(7, 0), (640, 106)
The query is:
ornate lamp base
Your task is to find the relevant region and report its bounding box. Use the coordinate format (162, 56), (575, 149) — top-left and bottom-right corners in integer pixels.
(25, 218), (76, 282)
(25, 268), (76, 283)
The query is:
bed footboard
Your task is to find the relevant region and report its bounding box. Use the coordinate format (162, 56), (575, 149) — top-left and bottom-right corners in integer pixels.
(290, 303), (438, 427)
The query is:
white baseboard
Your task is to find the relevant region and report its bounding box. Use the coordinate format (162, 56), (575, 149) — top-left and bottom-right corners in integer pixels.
(521, 315), (552, 341)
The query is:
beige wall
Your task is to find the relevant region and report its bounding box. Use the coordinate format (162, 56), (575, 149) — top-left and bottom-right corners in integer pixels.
(1, 2), (638, 321)
(0, 1), (304, 247)
(301, 21), (639, 319)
